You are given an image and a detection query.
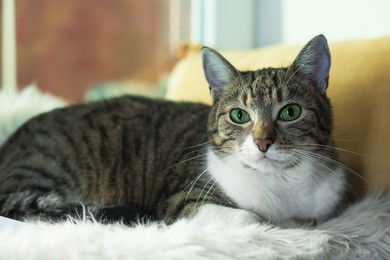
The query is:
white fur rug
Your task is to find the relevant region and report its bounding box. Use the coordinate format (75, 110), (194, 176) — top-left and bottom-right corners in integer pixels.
(0, 85), (66, 145)
(0, 86), (389, 259)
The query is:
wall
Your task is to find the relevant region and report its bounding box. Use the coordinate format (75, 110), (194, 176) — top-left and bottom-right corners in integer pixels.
(279, 0), (390, 45)
(0, 0), (171, 102)
(3, 0), (390, 100)
(191, 0), (257, 50)
(193, 0), (390, 49)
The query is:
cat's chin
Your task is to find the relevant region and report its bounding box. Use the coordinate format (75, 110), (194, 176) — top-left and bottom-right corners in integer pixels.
(239, 156), (287, 173)
(237, 136), (295, 173)
(238, 149), (293, 173)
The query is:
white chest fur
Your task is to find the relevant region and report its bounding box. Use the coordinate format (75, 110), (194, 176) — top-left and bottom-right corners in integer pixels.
(207, 150), (345, 225)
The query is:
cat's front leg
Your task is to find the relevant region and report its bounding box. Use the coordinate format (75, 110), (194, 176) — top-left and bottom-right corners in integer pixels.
(191, 204), (263, 227)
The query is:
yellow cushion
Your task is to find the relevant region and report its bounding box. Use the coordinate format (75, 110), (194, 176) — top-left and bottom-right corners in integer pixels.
(166, 37), (390, 195)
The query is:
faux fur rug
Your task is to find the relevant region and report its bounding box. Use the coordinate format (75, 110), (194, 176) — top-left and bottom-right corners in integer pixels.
(0, 193), (389, 259)
(0, 85), (66, 145)
(0, 87), (389, 259)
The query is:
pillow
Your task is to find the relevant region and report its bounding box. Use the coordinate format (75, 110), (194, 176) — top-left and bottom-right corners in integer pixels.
(166, 36), (390, 196)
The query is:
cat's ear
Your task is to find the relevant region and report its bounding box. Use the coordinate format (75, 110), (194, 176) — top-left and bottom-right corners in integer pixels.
(290, 35), (331, 93)
(201, 47), (239, 102)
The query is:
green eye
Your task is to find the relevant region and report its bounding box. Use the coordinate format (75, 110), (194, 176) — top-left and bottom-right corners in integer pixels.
(230, 108), (251, 124)
(278, 104), (302, 121)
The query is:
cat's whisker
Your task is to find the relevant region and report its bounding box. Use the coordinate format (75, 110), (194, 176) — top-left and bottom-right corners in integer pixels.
(208, 185), (221, 205)
(325, 136), (362, 142)
(285, 142), (374, 185)
(219, 151), (241, 165)
(290, 148), (369, 184)
(167, 153), (209, 170)
(194, 176), (214, 209)
(178, 141), (236, 158)
(179, 147), (211, 158)
(201, 180), (217, 206)
(169, 150), (219, 207)
(290, 149), (341, 172)
(294, 153), (346, 212)
(291, 152), (345, 213)
(294, 143), (377, 161)
(289, 149), (341, 177)
(175, 139), (215, 151)
(170, 145), (237, 174)
(182, 169), (208, 204)
(285, 151), (345, 212)
(285, 154), (322, 187)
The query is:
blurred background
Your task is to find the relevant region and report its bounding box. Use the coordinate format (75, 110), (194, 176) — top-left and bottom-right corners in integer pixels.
(1, 0), (390, 102)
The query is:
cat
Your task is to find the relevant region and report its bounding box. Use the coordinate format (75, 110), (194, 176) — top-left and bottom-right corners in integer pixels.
(0, 35), (345, 227)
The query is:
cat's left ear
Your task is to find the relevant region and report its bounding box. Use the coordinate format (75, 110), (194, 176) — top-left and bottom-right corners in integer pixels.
(201, 47), (239, 102)
(290, 35), (331, 93)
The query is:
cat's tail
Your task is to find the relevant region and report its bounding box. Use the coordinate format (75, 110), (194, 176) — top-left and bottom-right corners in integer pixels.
(0, 84), (66, 145)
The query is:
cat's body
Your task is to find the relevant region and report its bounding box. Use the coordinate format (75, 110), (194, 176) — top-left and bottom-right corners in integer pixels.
(0, 96), (225, 222)
(0, 35), (345, 227)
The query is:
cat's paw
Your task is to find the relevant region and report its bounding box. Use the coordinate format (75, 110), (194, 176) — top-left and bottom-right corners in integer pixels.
(192, 204), (262, 227)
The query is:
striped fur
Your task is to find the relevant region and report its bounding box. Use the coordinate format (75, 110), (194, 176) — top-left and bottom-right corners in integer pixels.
(0, 96), (228, 222)
(0, 35), (345, 226)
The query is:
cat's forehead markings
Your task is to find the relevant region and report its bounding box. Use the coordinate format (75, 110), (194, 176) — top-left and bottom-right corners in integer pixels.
(271, 86), (283, 103)
(243, 90), (253, 107)
(250, 71), (262, 90)
(247, 72), (263, 103)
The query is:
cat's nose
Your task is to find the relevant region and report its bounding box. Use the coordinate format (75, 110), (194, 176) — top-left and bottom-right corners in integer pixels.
(255, 139), (273, 153)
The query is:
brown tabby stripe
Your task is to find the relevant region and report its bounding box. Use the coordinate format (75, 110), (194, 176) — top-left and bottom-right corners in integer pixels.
(0, 39), (339, 223)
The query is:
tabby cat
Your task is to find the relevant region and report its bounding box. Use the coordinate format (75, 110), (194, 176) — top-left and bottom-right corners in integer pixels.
(0, 35), (345, 227)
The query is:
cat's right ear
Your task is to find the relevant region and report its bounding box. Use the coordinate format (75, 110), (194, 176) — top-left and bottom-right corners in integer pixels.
(201, 47), (239, 103)
(290, 35), (331, 94)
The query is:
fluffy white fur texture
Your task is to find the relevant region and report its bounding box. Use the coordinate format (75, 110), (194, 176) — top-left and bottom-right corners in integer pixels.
(0, 85), (66, 145)
(0, 193), (389, 259)
(0, 86), (389, 259)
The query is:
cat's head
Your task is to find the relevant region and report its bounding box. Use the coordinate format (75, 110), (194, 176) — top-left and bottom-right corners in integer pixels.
(202, 35), (336, 173)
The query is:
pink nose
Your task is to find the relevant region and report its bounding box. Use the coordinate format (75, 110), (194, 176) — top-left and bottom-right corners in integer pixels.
(255, 139), (273, 153)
